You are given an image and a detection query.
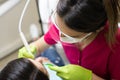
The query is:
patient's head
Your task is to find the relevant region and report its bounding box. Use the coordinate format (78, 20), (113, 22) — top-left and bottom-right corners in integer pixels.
(0, 58), (49, 80)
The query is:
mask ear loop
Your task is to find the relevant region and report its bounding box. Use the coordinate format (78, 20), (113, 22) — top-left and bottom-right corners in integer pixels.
(77, 32), (92, 42)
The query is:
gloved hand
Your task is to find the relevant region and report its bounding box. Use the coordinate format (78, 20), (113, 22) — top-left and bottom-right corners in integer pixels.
(49, 64), (92, 80)
(18, 45), (37, 59)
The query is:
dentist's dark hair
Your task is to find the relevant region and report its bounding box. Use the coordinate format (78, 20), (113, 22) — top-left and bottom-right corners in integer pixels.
(57, 0), (120, 46)
(0, 58), (49, 80)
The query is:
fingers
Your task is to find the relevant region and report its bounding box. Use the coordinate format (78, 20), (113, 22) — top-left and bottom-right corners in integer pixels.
(18, 52), (23, 58)
(18, 51), (34, 59)
(30, 45), (37, 54)
(49, 66), (64, 72)
(18, 46), (35, 59)
(57, 73), (69, 80)
(23, 53), (34, 59)
(49, 66), (69, 80)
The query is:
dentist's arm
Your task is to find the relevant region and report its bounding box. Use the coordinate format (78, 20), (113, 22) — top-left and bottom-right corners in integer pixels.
(30, 36), (50, 54)
(18, 36), (50, 59)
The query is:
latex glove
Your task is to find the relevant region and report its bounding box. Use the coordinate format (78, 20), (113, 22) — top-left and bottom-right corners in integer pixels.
(49, 64), (92, 80)
(18, 45), (37, 59)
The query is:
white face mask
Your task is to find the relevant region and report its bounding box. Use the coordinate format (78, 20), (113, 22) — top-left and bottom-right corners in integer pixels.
(60, 32), (92, 43)
(51, 12), (92, 43)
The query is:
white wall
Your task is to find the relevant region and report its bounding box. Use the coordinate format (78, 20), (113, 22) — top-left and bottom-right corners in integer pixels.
(0, 0), (42, 59)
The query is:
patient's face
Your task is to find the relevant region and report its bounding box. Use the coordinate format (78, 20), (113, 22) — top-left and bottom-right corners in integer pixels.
(29, 57), (50, 75)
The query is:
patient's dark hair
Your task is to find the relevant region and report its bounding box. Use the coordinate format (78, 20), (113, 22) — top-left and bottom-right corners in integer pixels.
(57, 0), (120, 45)
(0, 58), (49, 80)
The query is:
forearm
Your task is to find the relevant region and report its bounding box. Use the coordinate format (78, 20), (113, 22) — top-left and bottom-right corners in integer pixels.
(30, 36), (50, 55)
(92, 73), (105, 80)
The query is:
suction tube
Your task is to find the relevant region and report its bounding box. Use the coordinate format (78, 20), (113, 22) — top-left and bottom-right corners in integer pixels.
(18, 0), (32, 54)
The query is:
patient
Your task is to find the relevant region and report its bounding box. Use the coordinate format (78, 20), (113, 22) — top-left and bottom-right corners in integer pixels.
(0, 57), (61, 80)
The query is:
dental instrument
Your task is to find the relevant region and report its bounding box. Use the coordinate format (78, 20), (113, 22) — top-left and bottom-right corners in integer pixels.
(18, 0), (32, 54)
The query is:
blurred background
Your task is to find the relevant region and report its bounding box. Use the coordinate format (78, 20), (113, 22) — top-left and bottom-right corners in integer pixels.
(0, 0), (69, 70)
(0, 0), (42, 69)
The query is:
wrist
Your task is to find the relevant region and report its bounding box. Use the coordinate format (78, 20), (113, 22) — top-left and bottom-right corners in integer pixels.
(29, 45), (37, 55)
(30, 43), (41, 55)
(92, 73), (104, 80)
